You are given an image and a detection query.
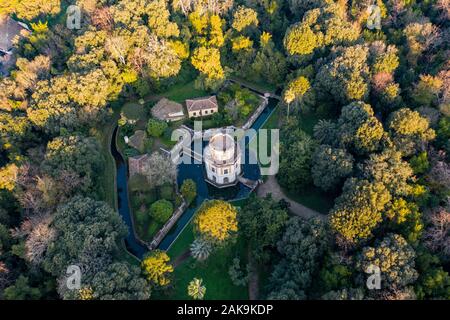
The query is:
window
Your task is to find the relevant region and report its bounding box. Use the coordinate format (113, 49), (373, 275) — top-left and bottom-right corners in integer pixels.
(224, 169), (229, 174)
(204, 110), (208, 114)
(193, 112), (196, 116)
(212, 167), (215, 173)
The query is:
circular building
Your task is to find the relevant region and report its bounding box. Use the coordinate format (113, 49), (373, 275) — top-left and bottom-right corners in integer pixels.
(204, 132), (241, 187)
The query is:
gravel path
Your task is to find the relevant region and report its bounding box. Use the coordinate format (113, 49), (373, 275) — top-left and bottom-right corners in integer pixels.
(257, 175), (327, 221)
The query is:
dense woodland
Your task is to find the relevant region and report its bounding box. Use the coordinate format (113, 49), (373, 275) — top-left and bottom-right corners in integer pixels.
(0, 0), (449, 300)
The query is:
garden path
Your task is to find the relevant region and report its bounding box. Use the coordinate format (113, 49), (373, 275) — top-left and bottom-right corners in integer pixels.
(257, 176), (327, 221)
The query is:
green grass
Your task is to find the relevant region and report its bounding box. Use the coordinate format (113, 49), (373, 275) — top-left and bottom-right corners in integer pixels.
(156, 221), (249, 300)
(167, 222), (196, 260)
(157, 81), (209, 103)
(93, 110), (141, 266)
(298, 111), (322, 136)
(230, 76), (277, 94)
(92, 112), (120, 210)
(122, 102), (147, 120)
(262, 105), (281, 130)
(283, 186), (335, 214)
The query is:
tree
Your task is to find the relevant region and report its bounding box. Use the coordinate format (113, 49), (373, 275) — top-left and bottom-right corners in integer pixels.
(330, 178), (391, 243)
(0, 163), (18, 191)
(191, 46), (225, 89)
(141, 250), (173, 286)
(388, 108), (435, 156)
(42, 135), (102, 192)
(267, 217), (328, 299)
(190, 238), (213, 261)
(251, 34), (287, 85)
(147, 118), (168, 137)
(194, 200), (238, 245)
(180, 179), (197, 204)
(239, 196), (289, 262)
(228, 257), (249, 286)
(141, 36), (182, 79)
(282, 76), (311, 115)
(43, 196), (127, 280)
(1, 0), (61, 21)
(278, 127), (316, 191)
(423, 203), (450, 259)
(283, 23), (321, 56)
(312, 145), (354, 191)
(360, 149), (414, 197)
(89, 263), (150, 300)
(3, 276), (41, 300)
(141, 152), (177, 189)
(231, 6), (258, 32)
(336, 102), (384, 155)
(315, 45), (370, 105)
(150, 199), (173, 224)
(188, 278), (206, 300)
(357, 234), (418, 290)
(404, 22), (441, 66)
(146, 0), (180, 38)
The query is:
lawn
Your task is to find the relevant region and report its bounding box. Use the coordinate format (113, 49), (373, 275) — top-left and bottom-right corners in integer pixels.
(92, 110), (141, 266)
(92, 111), (120, 210)
(230, 76), (277, 94)
(154, 81), (209, 103)
(298, 111), (323, 136)
(155, 220), (249, 300)
(283, 186), (335, 214)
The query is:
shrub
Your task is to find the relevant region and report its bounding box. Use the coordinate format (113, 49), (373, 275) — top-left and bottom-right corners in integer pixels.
(147, 118), (168, 137)
(150, 199), (173, 224)
(181, 179), (197, 204)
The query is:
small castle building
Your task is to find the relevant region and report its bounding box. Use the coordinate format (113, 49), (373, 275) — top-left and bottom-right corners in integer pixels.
(204, 132), (241, 187)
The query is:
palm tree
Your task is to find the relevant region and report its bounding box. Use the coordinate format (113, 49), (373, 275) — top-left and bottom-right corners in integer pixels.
(190, 238), (212, 261)
(188, 278), (206, 300)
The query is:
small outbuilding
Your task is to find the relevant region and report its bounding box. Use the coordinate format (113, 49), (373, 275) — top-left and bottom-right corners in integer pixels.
(186, 96), (218, 118)
(151, 98), (185, 122)
(128, 154), (150, 177)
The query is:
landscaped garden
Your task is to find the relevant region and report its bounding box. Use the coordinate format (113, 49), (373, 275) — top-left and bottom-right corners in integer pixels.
(153, 200), (250, 300)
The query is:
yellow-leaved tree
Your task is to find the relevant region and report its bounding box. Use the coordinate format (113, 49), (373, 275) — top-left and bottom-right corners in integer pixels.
(194, 200), (238, 245)
(141, 250), (173, 286)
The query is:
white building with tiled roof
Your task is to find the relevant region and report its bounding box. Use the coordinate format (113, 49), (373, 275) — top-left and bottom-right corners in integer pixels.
(186, 96), (218, 118)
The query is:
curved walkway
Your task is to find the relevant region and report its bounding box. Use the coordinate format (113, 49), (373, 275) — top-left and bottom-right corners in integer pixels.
(257, 175), (327, 221)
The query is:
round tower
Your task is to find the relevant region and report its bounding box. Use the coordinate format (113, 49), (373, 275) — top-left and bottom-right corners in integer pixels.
(204, 133), (241, 187)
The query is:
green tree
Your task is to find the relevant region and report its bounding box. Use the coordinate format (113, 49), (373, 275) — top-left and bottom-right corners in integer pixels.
(315, 45), (370, 104)
(330, 178), (391, 243)
(311, 145), (354, 191)
(150, 199), (173, 224)
(278, 128), (316, 190)
(42, 135), (102, 192)
(147, 118), (168, 137)
(357, 234), (418, 290)
(239, 196), (289, 262)
(267, 217), (328, 299)
(43, 196), (127, 279)
(337, 102), (384, 154)
(180, 179), (197, 204)
(3, 276), (41, 300)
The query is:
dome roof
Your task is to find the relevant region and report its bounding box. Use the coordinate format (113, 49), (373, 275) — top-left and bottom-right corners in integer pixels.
(207, 133), (238, 163)
(209, 133), (234, 152)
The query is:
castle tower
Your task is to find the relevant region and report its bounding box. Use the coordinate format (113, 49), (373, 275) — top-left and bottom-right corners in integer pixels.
(204, 132), (242, 187)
